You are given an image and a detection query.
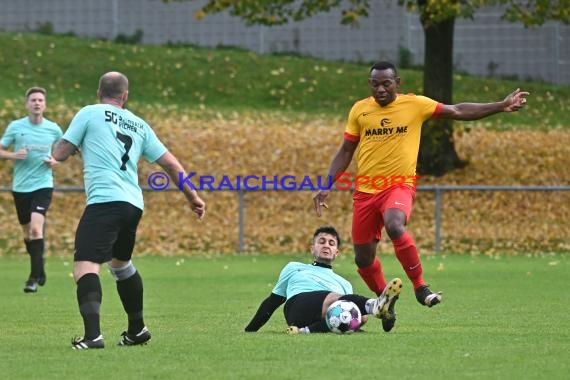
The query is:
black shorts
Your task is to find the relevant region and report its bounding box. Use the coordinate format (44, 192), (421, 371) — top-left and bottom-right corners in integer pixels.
(74, 201), (143, 264)
(12, 188), (54, 225)
(283, 290), (331, 327)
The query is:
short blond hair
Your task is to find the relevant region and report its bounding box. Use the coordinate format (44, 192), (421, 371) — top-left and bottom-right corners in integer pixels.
(25, 87), (47, 99)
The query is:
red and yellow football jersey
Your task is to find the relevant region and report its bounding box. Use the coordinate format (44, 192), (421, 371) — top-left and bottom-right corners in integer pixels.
(344, 94), (442, 193)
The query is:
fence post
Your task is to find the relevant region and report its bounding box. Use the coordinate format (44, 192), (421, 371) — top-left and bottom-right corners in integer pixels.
(111, 0), (119, 40)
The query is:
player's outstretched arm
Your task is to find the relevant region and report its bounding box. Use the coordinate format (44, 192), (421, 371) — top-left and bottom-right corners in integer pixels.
(244, 293), (286, 332)
(501, 88), (530, 112)
(156, 151), (206, 219)
(437, 88), (530, 121)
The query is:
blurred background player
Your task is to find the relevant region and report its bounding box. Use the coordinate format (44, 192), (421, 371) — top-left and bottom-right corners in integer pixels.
(244, 225), (402, 334)
(52, 71), (206, 349)
(0, 87), (62, 293)
(313, 61), (529, 308)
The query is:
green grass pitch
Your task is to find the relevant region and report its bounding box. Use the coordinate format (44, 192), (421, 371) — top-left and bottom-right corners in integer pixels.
(1, 253), (568, 379)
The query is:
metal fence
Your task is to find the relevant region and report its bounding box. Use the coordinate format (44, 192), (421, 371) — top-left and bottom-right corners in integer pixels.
(418, 185), (570, 253)
(2, 185), (569, 253)
(0, 0), (568, 84)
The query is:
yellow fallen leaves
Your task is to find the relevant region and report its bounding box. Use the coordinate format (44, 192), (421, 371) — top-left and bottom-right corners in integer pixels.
(0, 109), (568, 256)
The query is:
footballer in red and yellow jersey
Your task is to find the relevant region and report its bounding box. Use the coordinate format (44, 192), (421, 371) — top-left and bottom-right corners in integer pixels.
(343, 94), (442, 193)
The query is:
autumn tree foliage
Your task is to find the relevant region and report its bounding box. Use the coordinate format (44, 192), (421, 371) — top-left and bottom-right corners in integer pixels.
(168, 0), (569, 175)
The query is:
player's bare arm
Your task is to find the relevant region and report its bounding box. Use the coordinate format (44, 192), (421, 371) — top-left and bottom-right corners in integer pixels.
(156, 151), (206, 220)
(437, 88), (529, 121)
(51, 139), (79, 162)
(501, 88), (530, 112)
(313, 139), (358, 217)
(0, 146), (28, 160)
(43, 155), (60, 167)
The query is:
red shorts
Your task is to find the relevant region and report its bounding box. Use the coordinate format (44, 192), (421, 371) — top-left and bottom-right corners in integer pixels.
(351, 185), (416, 244)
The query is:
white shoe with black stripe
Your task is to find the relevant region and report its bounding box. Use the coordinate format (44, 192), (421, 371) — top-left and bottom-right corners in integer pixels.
(118, 326), (151, 346)
(71, 335), (105, 350)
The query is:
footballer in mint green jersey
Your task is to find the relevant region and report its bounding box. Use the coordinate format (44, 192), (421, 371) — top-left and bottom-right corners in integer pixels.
(1, 117), (62, 192)
(273, 262), (353, 300)
(52, 72), (205, 350)
(245, 226), (402, 334)
(62, 103), (167, 210)
(0, 87), (62, 293)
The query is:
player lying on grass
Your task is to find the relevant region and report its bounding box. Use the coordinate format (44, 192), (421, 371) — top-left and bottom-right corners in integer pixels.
(244, 226), (402, 334)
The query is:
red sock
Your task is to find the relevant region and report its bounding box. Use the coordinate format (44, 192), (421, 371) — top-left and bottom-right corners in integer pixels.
(392, 232), (425, 290)
(357, 257), (387, 296)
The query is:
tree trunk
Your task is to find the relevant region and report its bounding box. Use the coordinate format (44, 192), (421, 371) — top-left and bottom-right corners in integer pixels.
(417, 16), (464, 176)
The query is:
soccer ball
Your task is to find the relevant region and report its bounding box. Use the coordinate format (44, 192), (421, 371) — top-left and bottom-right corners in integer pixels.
(325, 300), (362, 334)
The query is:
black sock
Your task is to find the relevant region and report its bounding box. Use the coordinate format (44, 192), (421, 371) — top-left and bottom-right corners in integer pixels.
(27, 239), (45, 279)
(116, 271), (145, 334)
(77, 273), (102, 340)
(339, 294), (369, 316)
(24, 239), (31, 278)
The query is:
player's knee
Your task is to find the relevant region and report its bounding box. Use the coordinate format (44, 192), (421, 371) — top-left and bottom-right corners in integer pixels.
(29, 226), (43, 240)
(384, 221), (405, 239)
(322, 292), (342, 317)
(108, 260), (136, 281)
(324, 292), (341, 305)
